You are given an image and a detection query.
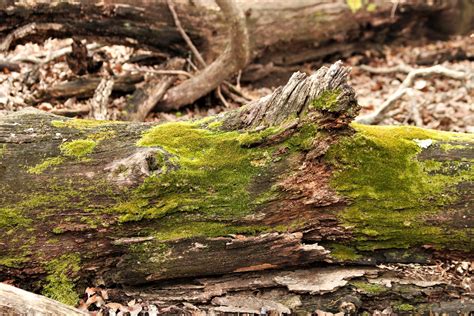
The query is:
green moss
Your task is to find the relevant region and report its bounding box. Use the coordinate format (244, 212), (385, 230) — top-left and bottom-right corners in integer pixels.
(326, 124), (474, 251)
(351, 280), (388, 294)
(285, 123), (318, 151)
(439, 143), (467, 152)
(0, 255), (28, 268)
(153, 220), (273, 241)
(395, 304), (415, 312)
(328, 244), (361, 261)
(346, 0), (362, 13)
(42, 253), (81, 306)
(86, 130), (116, 141)
(208, 121), (223, 130)
(0, 207), (31, 230)
(27, 157), (64, 174)
(52, 119), (121, 130)
(310, 89), (341, 112)
(112, 121), (271, 223)
(51, 227), (64, 234)
(60, 139), (97, 159)
(237, 127), (282, 147)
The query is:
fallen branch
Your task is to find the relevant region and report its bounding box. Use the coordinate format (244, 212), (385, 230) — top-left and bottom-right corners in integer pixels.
(35, 73), (144, 101)
(157, 0), (250, 111)
(356, 64), (471, 124)
(127, 58), (185, 121)
(0, 22), (63, 52)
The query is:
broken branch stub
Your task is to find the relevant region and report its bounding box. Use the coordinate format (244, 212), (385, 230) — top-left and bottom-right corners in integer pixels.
(223, 61), (359, 131)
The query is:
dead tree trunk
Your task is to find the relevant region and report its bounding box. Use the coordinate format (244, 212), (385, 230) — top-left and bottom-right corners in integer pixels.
(0, 0), (465, 64)
(0, 62), (473, 314)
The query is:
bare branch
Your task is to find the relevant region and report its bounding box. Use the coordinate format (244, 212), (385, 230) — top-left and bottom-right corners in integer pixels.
(356, 64), (471, 125)
(157, 0), (250, 111)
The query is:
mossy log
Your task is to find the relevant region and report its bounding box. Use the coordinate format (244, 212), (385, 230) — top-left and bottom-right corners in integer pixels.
(0, 62), (473, 314)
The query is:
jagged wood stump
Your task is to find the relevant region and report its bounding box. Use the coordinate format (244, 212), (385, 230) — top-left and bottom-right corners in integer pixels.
(0, 62), (473, 314)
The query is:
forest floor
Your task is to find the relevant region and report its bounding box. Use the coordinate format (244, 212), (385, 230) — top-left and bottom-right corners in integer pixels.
(1, 35), (473, 132)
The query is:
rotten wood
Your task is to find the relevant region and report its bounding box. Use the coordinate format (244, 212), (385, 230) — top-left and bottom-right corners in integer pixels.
(34, 73), (144, 101)
(0, 62), (472, 314)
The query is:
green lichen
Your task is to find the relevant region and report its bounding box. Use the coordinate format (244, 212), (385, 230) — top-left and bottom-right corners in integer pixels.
(310, 89), (341, 112)
(328, 244), (361, 261)
(351, 280), (388, 294)
(60, 139), (97, 159)
(27, 157), (64, 174)
(326, 124), (474, 251)
(42, 253), (81, 306)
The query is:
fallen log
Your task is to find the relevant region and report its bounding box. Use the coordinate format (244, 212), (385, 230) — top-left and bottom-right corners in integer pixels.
(0, 62), (472, 313)
(34, 73), (144, 101)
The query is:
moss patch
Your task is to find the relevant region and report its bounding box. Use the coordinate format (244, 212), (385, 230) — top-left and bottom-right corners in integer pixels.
(395, 303), (415, 312)
(351, 280), (388, 294)
(52, 119), (121, 130)
(27, 157), (64, 174)
(0, 207), (31, 231)
(42, 253), (81, 306)
(310, 89), (341, 112)
(328, 243), (361, 261)
(60, 139), (97, 159)
(326, 124), (474, 251)
(113, 121), (273, 223)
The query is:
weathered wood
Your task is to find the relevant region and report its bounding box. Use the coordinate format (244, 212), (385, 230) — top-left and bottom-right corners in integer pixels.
(0, 63), (472, 313)
(0, 1), (455, 68)
(34, 73), (144, 101)
(0, 283), (87, 316)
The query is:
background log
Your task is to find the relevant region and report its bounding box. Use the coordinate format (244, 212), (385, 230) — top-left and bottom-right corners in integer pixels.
(0, 63), (472, 313)
(0, 1), (462, 69)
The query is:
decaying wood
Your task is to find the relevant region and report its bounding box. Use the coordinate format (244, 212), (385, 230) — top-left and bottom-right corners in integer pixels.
(34, 73), (144, 101)
(1, 0), (465, 112)
(0, 283), (87, 316)
(0, 62), (472, 314)
(88, 77), (114, 120)
(156, 0), (250, 111)
(125, 58), (186, 121)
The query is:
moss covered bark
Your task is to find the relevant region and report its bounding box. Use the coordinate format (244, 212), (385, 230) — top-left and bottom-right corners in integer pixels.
(0, 65), (472, 311)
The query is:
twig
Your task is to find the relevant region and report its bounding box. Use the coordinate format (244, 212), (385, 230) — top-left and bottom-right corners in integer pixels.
(10, 43), (102, 65)
(167, 0), (207, 69)
(356, 64), (470, 125)
(137, 68), (193, 78)
(51, 105), (90, 117)
(0, 23), (63, 52)
(216, 85), (230, 108)
(359, 64), (412, 74)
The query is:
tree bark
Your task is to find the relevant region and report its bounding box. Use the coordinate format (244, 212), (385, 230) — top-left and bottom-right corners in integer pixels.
(0, 62), (473, 313)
